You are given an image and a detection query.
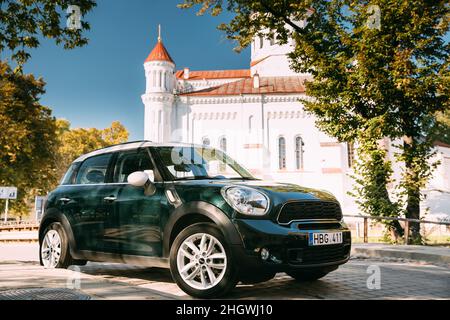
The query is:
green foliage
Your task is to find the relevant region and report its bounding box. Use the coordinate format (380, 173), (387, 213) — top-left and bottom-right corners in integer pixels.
(54, 119), (129, 183)
(0, 61), (129, 218)
(180, 0), (450, 242)
(432, 109), (450, 145)
(0, 60), (58, 217)
(0, 0), (97, 68)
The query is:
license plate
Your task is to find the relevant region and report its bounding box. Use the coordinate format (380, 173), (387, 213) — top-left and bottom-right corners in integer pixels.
(309, 232), (343, 246)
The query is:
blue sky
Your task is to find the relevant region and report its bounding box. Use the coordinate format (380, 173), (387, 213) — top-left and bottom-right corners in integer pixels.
(21, 0), (250, 141)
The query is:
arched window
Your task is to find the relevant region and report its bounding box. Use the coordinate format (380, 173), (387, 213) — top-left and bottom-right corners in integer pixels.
(248, 115), (254, 133)
(219, 137), (227, 152)
(270, 33), (276, 46)
(347, 142), (355, 168)
(152, 70), (156, 87)
(202, 137), (210, 146)
(278, 137), (286, 170)
(158, 71), (162, 87)
(162, 71), (166, 90)
(259, 36), (264, 49)
(219, 137), (227, 172)
(295, 136), (305, 170)
(165, 71), (170, 91)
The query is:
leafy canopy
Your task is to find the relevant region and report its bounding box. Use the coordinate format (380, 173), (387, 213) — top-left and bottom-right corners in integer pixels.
(0, 60), (129, 218)
(0, 60), (58, 215)
(54, 119), (129, 183)
(0, 0), (97, 66)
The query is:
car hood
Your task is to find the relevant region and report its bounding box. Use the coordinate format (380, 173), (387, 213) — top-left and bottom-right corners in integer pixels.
(173, 179), (338, 203)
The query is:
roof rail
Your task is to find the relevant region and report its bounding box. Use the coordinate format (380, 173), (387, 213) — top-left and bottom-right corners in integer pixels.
(90, 140), (152, 153)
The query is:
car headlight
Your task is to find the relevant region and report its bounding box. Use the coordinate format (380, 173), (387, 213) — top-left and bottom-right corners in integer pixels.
(221, 186), (269, 216)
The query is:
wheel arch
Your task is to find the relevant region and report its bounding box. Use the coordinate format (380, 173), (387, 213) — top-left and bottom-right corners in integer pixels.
(39, 209), (77, 254)
(163, 201), (242, 257)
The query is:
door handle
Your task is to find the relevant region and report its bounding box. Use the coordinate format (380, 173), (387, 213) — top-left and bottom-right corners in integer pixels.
(104, 196), (117, 202)
(60, 197), (71, 204)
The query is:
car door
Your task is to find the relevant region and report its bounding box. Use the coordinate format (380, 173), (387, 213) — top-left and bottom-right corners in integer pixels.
(108, 148), (166, 257)
(62, 152), (117, 253)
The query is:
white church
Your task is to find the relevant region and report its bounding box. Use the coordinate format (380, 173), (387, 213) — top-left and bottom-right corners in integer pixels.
(141, 27), (450, 219)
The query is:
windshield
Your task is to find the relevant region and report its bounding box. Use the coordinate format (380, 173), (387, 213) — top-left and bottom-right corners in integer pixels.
(154, 146), (256, 181)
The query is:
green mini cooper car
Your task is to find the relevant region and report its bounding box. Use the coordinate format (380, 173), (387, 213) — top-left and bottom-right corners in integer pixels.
(39, 141), (351, 298)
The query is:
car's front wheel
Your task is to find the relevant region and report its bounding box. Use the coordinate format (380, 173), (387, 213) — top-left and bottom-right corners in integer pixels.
(40, 222), (75, 269)
(170, 223), (238, 298)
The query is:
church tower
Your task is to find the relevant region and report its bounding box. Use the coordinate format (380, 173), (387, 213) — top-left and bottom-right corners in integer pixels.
(142, 25), (175, 142)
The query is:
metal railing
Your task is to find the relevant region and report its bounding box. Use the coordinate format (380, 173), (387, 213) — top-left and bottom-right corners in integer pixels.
(0, 221), (39, 231)
(344, 215), (450, 245)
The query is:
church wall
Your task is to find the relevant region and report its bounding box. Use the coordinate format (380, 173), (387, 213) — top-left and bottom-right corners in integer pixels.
(174, 96), (351, 208)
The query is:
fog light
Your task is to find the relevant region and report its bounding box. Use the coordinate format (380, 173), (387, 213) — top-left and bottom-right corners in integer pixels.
(260, 248), (270, 261)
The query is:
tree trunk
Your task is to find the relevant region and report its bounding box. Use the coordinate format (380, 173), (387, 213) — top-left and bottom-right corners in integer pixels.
(405, 188), (421, 242)
(377, 138), (404, 239)
(403, 136), (422, 243)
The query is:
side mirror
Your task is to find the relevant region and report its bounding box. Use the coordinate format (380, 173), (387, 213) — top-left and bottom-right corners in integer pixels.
(127, 171), (156, 196)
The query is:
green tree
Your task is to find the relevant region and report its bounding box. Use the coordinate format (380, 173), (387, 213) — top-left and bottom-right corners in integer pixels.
(0, 60), (59, 218)
(433, 109), (450, 145)
(0, 0), (96, 68)
(0, 61), (129, 219)
(54, 120), (129, 186)
(180, 0), (450, 243)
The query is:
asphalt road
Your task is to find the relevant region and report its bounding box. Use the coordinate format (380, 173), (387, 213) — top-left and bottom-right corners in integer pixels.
(0, 243), (448, 300)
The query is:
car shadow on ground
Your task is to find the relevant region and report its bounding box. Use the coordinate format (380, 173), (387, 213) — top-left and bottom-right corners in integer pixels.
(75, 262), (344, 299)
(78, 263), (175, 283)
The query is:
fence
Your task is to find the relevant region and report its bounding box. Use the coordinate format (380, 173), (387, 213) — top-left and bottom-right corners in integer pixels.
(344, 215), (450, 245)
(0, 221), (39, 231)
(1, 217), (450, 245)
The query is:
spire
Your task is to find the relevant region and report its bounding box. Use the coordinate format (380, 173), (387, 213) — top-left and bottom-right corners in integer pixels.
(158, 24), (161, 42)
(144, 24), (174, 64)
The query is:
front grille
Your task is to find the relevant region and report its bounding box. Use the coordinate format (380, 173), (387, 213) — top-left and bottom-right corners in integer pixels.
(288, 244), (350, 265)
(277, 201), (342, 224)
(296, 223), (341, 230)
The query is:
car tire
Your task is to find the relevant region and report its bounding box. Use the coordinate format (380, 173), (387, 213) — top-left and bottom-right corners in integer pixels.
(170, 223), (239, 298)
(240, 271), (276, 284)
(39, 222), (75, 269)
(286, 269), (329, 282)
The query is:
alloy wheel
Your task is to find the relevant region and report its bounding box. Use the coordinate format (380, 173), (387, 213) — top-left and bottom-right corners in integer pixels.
(176, 233), (227, 290)
(41, 230), (62, 268)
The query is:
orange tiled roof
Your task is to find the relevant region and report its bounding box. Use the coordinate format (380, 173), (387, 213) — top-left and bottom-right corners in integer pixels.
(434, 141), (450, 149)
(175, 69), (250, 80)
(145, 41), (174, 63)
(179, 76), (308, 96)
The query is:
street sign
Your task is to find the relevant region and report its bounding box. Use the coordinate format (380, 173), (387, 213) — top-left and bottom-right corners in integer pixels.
(0, 187), (17, 200)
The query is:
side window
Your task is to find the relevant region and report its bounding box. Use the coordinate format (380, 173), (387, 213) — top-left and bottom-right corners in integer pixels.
(113, 150), (155, 183)
(76, 154), (112, 185)
(60, 162), (79, 185)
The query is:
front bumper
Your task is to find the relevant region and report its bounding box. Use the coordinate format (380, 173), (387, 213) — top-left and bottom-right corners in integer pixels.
(231, 219), (351, 274)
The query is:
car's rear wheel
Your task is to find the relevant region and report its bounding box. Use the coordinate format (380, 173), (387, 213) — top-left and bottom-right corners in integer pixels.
(40, 222), (76, 269)
(170, 223), (238, 298)
(286, 269), (330, 282)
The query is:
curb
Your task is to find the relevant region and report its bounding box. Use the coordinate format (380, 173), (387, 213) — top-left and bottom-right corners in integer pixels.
(351, 246), (450, 266)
